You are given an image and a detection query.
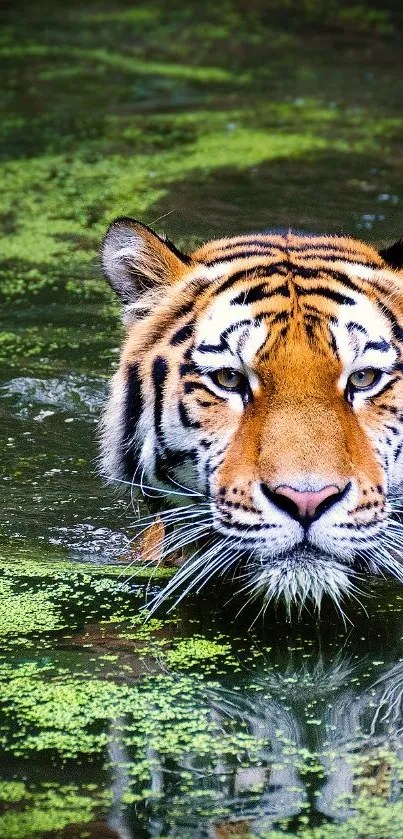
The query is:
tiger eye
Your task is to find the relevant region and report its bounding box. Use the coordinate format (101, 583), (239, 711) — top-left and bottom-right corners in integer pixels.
(214, 369), (244, 390)
(348, 368), (379, 390)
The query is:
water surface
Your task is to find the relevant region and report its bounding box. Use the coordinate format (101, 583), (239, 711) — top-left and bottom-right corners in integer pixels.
(2, 2), (403, 836)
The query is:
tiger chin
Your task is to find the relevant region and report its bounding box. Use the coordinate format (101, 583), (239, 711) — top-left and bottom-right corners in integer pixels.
(99, 217), (403, 616)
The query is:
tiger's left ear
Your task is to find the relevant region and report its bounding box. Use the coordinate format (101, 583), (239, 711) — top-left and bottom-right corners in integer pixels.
(101, 216), (192, 305)
(379, 236), (403, 270)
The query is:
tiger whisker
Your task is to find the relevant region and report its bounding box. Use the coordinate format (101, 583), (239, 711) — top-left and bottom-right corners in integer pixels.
(145, 531), (239, 609)
(160, 540), (242, 611)
(164, 471), (203, 496)
(116, 522), (213, 588)
(120, 536), (212, 594)
(180, 536), (245, 592)
(130, 501), (210, 528)
(192, 540), (243, 593)
(145, 537), (219, 615)
(124, 511), (213, 563)
(127, 506), (211, 542)
(142, 527), (215, 602)
(102, 473), (203, 499)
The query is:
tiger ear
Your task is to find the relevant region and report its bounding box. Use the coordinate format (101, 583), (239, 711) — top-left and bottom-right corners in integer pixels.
(101, 217), (192, 305)
(379, 236), (403, 270)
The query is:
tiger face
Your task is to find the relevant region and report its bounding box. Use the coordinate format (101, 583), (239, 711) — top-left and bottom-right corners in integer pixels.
(100, 218), (403, 611)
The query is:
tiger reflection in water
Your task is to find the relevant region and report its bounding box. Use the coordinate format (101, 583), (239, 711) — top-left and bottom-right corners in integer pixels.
(105, 603), (403, 839)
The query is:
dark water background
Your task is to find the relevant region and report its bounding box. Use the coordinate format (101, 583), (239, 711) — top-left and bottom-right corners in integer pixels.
(1, 2), (403, 836)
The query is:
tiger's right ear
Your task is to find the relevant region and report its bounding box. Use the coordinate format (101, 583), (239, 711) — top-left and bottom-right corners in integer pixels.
(101, 217), (192, 305)
(379, 236), (403, 270)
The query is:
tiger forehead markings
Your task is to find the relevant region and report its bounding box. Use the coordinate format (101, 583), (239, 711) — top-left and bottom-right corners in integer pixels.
(100, 218), (403, 613)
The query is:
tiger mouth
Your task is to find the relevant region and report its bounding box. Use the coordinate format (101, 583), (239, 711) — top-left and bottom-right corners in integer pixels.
(274, 544), (370, 574)
(244, 544), (358, 611)
(277, 544), (338, 564)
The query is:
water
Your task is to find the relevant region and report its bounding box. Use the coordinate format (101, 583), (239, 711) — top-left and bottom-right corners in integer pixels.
(2, 1), (403, 836)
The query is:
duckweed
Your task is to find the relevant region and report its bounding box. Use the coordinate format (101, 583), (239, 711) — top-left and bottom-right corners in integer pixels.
(0, 579), (64, 641)
(0, 659), (263, 770)
(0, 552), (175, 581)
(2, 2), (403, 306)
(165, 635), (236, 671)
(0, 784), (111, 839)
(0, 552), (175, 650)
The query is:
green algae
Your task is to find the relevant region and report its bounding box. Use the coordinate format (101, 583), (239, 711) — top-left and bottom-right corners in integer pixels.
(0, 551), (175, 650)
(165, 634), (237, 672)
(1, 574), (403, 835)
(1, 104), (401, 303)
(0, 579), (64, 642)
(0, 783), (111, 839)
(0, 551), (175, 581)
(222, 749), (403, 838)
(0, 658), (263, 772)
(1, 3), (403, 304)
(261, 793), (403, 838)
(0, 321), (118, 374)
(0, 781), (30, 802)
(1, 45), (241, 85)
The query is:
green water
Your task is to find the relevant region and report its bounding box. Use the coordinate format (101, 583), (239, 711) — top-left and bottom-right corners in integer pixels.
(2, 1), (403, 836)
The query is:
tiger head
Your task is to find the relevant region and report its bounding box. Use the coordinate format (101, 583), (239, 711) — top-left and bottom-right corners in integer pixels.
(100, 218), (403, 612)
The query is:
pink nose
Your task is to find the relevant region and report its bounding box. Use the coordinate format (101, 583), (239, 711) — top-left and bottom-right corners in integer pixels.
(274, 484), (341, 520)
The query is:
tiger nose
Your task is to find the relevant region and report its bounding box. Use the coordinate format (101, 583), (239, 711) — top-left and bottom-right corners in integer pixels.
(263, 483), (345, 523)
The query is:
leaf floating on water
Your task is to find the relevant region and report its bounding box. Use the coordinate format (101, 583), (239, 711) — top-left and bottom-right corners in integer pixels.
(130, 517), (184, 567)
(140, 516), (165, 565)
(117, 520), (165, 564)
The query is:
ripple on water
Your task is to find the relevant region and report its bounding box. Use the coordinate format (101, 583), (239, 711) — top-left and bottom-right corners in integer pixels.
(48, 523), (130, 562)
(1, 375), (107, 422)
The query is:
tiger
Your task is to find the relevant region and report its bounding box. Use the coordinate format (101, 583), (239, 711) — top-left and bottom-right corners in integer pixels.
(100, 217), (403, 613)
